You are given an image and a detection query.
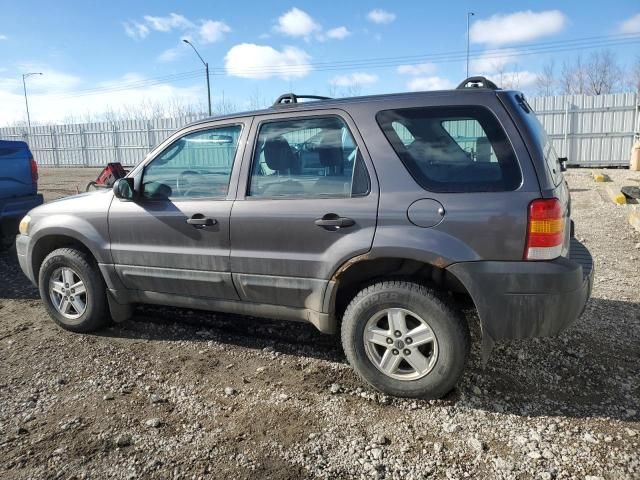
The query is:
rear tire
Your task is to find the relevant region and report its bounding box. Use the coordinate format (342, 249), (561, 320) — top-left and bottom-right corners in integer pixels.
(341, 280), (469, 399)
(38, 247), (110, 332)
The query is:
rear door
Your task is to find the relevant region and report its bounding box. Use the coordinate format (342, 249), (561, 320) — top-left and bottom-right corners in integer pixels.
(108, 119), (250, 299)
(229, 109), (378, 311)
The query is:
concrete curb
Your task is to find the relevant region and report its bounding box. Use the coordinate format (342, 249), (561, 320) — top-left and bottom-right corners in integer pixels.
(605, 186), (627, 205)
(630, 207), (640, 233)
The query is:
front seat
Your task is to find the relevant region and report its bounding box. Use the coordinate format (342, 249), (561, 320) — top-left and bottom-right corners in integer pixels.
(261, 136), (305, 196)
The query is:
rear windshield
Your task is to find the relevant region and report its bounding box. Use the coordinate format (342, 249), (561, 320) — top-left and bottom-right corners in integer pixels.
(376, 106), (522, 193)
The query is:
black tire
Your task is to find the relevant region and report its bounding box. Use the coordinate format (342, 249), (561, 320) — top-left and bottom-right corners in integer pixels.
(0, 235), (15, 252)
(38, 247), (110, 333)
(341, 280), (469, 399)
(0, 219), (17, 252)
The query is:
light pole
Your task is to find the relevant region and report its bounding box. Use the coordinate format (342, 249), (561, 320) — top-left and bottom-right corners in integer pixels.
(183, 39), (212, 116)
(22, 72), (43, 130)
(466, 12), (475, 78)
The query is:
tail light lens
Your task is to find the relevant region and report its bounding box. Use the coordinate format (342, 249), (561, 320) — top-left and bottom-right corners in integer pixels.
(30, 158), (39, 183)
(525, 198), (564, 260)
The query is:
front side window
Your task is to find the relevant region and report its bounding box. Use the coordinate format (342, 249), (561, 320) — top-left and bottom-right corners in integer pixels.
(142, 125), (241, 200)
(377, 107), (522, 192)
(248, 116), (370, 198)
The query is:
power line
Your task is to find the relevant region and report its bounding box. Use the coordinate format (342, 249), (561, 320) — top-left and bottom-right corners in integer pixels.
(50, 33), (640, 99)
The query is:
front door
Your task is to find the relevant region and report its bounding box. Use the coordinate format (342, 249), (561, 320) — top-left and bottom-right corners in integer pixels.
(108, 120), (250, 299)
(230, 111), (379, 312)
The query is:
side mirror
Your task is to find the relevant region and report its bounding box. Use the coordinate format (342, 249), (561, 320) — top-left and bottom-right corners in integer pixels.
(558, 157), (568, 172)
(113, 178), (135, 200)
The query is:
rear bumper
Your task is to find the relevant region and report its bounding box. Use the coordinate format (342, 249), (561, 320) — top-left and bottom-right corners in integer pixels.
(447, 238), (593, 341)
(0, 194), (43, 222)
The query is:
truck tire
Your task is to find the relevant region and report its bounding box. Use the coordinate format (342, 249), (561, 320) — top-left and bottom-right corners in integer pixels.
(341, 280), (469, 399)
(38, 247), (110, 333)
(0, 219), (17, 251)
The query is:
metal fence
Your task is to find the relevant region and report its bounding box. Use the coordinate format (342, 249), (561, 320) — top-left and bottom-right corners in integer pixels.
(530, 92), (639, 167)
(1, 92), (639, 168)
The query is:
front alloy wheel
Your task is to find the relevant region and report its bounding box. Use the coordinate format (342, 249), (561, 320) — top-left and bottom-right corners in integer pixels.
(38, 247), (110, 332)
(48, 267), (88, 320)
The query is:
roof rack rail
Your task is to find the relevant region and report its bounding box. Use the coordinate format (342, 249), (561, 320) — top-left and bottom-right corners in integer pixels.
(273, 93), (332, 107)
(456, 76), (499, 90)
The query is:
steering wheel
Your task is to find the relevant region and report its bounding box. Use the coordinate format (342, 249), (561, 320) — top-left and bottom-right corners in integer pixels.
(176, 170), (199, 196)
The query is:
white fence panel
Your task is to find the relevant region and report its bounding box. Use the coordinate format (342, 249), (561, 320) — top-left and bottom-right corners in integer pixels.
(1, 93), (639, 167)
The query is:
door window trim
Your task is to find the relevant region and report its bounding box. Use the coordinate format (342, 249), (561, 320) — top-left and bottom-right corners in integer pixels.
(243, 112), (372, 201)
(127, 118), (253, 202)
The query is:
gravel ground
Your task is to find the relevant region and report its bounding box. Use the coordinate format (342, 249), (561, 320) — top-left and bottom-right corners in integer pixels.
(0, 167), (639, 480)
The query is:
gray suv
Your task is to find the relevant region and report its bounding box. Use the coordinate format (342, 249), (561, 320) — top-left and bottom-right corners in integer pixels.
(16, 77), (593, 399)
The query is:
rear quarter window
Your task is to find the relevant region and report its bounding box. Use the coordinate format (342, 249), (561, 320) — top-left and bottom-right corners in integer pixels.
(376, 106), (522, 193)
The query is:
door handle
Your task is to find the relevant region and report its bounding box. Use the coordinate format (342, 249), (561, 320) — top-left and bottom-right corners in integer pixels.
(187, 215), (217, 227)
(314, 214), (355, 230)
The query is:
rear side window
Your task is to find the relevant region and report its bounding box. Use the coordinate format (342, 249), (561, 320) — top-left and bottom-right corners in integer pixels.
(376, 106), (522, 192)
(248, 116), (370, 198)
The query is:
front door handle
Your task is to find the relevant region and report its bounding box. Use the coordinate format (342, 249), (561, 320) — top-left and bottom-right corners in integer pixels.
(314, 214), (355, 230)
(187, 214), (217, 228)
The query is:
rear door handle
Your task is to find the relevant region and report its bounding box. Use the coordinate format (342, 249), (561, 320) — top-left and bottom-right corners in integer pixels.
(314, 214), (355, 230)
(187, 215), (217, 227)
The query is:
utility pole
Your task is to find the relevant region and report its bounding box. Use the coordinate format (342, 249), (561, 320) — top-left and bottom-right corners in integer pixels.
(22, 72), (43, 131)
(466, 12), (475, 78)
(183, 39), (212, 116)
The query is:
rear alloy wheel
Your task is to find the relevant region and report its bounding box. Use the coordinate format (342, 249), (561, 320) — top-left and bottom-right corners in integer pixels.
(341, 280), (469, 399)
(364, 308), (439, 381)
(38, 247), (110, 332)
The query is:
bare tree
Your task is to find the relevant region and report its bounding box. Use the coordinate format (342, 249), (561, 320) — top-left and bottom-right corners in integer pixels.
(248, 88), (267, 110)
(628, 55), (640, 93)
(536, 59), (556, 96)
(560, 55), (587, 95)
(584, 50), (622, 95)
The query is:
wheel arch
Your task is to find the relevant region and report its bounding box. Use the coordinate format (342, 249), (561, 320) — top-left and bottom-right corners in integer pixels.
(31, 234), (100, 287)
(327, 254), (474, 322)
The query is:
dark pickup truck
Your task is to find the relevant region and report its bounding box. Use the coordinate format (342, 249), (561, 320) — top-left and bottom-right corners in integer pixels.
(0, 140), (43, 249)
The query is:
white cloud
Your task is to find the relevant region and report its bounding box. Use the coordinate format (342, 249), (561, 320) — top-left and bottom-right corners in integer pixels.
(0, 34), (7, 40)
(143, 13), (193, 32)
(275, 8), (320, 38)
(158, 46), (181, 62)
(199, 20), (231, 44)
(330, 72), (378, 87)
(0, 71), (201, 125)
(470, 10), (567, 45)
(397, 63), (437, 76)
(5, 66), (82, 94)
(469, 49), (519, 75)
(618, 13), (640, 34)
(123, 21), (150, 40)
(224, 43), (311, 80)
(123, 13), (230, 47)
(495, 71), (538, 89)
(407, 76), (454, 92)
(367, 9), (396, 25)
(325, 26), (350, 40)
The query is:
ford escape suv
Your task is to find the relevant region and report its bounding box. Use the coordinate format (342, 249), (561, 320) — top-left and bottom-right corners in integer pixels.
(16, 77), (593, 399)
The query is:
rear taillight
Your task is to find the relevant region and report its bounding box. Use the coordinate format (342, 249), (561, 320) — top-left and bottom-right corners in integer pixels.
(525, 198), (564, 260)
(30, 158), (38, 183)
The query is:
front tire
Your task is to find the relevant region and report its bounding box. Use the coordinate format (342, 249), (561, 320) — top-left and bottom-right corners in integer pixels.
(341, 280), (469, 399)
(38, 247), (109, 332)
